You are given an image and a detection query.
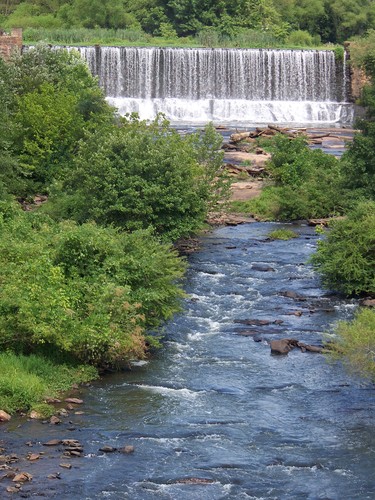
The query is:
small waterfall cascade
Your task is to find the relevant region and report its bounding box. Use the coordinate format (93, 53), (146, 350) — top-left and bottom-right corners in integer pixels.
(74, 46), (354, 125)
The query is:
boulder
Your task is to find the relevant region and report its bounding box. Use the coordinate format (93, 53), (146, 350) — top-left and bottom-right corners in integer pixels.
(13, 472), (33, 483)
(270, 338), (323, 355)
(0, 410), (11, 422)
(65, 398), (83, 404)
(119, 445), (135, 454)
(270, 339), (298, 355)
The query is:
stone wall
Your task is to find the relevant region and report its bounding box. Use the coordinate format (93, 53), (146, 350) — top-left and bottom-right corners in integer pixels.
(0, 28), (22, 60)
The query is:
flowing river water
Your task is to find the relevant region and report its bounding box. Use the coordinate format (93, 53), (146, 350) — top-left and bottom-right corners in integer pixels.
(2, 222), (375, 499)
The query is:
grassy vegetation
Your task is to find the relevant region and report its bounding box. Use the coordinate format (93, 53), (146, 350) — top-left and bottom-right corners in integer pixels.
(21, 27), (336, 50)
(0, 352), (97, 415)
(267, 228), (298, 240)
(327, 308), (375, 380)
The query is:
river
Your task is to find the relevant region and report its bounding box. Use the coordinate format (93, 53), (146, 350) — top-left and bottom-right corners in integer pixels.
(2, 222), (374, 499)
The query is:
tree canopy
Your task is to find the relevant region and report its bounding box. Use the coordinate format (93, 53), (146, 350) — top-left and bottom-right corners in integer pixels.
(3, 0), (375, 43)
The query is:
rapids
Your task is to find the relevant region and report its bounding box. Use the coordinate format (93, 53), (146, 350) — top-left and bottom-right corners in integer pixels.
(3, 223), (374, 499)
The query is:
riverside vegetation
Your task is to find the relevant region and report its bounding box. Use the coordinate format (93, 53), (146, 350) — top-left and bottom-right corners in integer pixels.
(2, 0), (375, 48)
(0, 45), (230, 415)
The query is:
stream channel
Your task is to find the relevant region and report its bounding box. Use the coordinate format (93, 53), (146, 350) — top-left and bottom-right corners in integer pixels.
(3, 222), (375, 499)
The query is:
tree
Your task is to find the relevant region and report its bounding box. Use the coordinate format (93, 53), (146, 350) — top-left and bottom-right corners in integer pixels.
(45, 116), (228, 241)
(0, 58), (18, 195)
(0, 210), (186, 366)
(7, 45), (112, 194)
(311, 202), (375, 296)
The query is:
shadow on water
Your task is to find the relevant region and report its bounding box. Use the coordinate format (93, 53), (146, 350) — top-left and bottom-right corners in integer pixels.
(2, 223), (374, 499)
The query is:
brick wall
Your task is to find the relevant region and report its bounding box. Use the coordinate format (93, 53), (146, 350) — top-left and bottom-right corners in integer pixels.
(0, 28), (22, 60)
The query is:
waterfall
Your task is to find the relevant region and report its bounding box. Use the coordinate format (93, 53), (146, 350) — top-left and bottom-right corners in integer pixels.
(74, 46), (354, 125)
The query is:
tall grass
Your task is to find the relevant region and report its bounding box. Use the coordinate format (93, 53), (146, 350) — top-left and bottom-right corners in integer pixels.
(23, 27), (332, 50)
(23, 27), (153, 46)
(328, 309), (375, 380)
(0, 352), (97, 414)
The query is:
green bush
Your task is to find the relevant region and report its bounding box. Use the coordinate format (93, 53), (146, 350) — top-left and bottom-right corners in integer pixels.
(240, 134), (346, 220)
(0, 211), (186, 366)
(328, 308), (375, 380)
(6, 45), (112, 195)
(286, 30), (315, 47)
(268, 228), (298, 240)
(311, 202), (375, 296)
(45, 116), (228, 241)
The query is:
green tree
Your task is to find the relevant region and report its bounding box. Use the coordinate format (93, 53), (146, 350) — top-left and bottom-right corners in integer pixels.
(311, 202), (375, 296)
(253, 134), (345, 220)
(0, 209), (185, 366)
(7, 45), (112, 194)
(329, 0), (375, 42)
(45, 116), (228, 241)
(0, 58), (19, 195)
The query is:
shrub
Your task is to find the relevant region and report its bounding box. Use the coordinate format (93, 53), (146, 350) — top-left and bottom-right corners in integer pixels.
(0, 211), (186, 366)
(7, 45), (112, 195)
(242, 134), (346, 220)
(311, 201), (375, 296)
(286, 30), (315, 47)
(268, 228), (298, 240)
(328, 308), (375, 380)
(45, 116), (228, 241)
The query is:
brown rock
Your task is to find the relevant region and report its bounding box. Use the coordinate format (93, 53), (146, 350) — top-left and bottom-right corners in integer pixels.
(270, 339), (298, 355)
(280, 290), (306, 301)
(2, 471), (16, 479)
(62, 439), (82, 447)
(13, 472), (32, 483)
(47, 472), (61, 479)
(65, 398), (83, 405)
(0, 410), (11, 422)
(99, 445), (117, 453)
(29, 410), (42, 419)
(59, 463), (72, 469)
(50, 416), (61, 425)
(45, 398), (61, 404)
(27, 453), (40, 461)
(298, 343), (323, 353)
(119, 445), (135, 454)
(66, 451), (82, 457)
(43, 439), (62, 446)
(6, 486), (20, 493)
(361, 298), (375, 307)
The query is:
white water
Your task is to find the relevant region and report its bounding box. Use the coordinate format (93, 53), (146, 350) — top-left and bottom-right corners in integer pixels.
(73, 46), (353, 125)
(108, 97), (353, 125)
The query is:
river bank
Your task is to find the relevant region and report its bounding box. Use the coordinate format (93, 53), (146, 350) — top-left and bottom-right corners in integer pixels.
(1, 221), (374, 499)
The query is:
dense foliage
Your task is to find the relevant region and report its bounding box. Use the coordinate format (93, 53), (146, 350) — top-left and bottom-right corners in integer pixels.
(237, 135), (347, 221)
(1, 45), (113, 195)
(2, 0), (375, 44)
(311, 202), (375, 296)
(328, 308), (375, 380)
(45, 116), (227, 241)
(0, 207), (186, 366)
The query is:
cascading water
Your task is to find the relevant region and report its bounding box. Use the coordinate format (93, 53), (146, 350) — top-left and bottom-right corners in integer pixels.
(74, 46), (354, 125)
